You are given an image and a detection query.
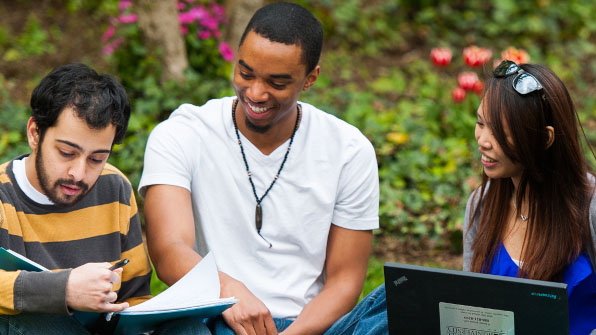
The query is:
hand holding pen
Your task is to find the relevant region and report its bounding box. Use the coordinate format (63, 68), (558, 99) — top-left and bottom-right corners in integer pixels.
(65, 259), (131, 313)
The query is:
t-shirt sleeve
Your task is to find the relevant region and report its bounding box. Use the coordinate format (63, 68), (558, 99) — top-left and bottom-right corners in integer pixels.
(138, 111), (197, 197)
(331, 136), (379, 230)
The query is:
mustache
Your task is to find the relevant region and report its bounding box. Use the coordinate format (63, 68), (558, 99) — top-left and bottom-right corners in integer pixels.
(54, 179), (89, 192)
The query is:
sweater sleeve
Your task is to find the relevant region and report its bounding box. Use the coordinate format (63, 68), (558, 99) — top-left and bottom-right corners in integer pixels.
(14, 269), (72, 314)
(463, 189), (481, 272)
(0, 203), (71, 315)
(115, 188), (152, 306)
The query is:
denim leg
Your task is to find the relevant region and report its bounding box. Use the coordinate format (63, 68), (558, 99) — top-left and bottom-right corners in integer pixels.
(323, 284), (388, 335)
(207, 315), (293, 335)
(152, 317), (211, 335)
(0, 313), (91, 335)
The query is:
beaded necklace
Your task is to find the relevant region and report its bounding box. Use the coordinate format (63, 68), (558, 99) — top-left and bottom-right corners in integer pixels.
(232, 99), (301, 247)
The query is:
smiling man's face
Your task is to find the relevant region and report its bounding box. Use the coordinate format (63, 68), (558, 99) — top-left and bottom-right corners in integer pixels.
(232, 30), (318, 134)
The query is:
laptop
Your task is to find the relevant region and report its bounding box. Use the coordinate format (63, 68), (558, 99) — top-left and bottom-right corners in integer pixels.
(384, 262), (569, 334)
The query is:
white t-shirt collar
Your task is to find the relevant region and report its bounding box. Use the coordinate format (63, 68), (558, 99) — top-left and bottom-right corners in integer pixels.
(12, 156), (54, 205)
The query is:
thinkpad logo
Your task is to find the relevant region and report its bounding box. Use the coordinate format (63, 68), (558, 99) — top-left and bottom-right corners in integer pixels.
(393, 275), (408, 286)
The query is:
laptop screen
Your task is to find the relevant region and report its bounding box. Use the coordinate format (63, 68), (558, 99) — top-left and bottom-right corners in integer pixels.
(384, 262), (568, 334)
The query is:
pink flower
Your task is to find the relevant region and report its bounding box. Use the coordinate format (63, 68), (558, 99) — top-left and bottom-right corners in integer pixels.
(210, 3), (226, 19)
(118, 0), (132, 12)
(118, 13), (138, 24)
(177, 2), (186, 10)
(452, 87), (466, 103)
(457, 72), (479, 91)
(102, 25), (116, 43)
(102, 37), (124, 55)
(198, 31), (211, 40)
(200, 16), (219, 31)
(219, 42), (234, 62)
(430, 48), (452, 67)
(499, 46), (530, 65)
(463, 46), (492, 67)
(180, 24), (189, 35)
(189, 6), (208, 20)
(178, 12), (195, 24)
(213, 29), (221, 38)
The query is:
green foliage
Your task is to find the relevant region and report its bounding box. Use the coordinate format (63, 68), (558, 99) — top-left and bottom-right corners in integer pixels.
(0, 77), (30, 160)
(1, 14), (56, 62)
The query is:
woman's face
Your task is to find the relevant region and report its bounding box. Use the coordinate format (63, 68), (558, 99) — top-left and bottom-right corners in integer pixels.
(475, 101), (524, 182)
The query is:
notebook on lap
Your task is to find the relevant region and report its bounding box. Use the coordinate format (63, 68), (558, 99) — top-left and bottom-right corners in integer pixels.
(384, 262), (569, 334)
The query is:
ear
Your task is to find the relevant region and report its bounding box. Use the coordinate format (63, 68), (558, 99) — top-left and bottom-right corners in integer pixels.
(545, 126), (555, 149)
(303, 65), (320, 91)
(26, 117), (41, 151)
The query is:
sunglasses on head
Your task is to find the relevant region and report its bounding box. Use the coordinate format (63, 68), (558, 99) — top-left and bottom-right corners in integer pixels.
(493, 60), (543, 95)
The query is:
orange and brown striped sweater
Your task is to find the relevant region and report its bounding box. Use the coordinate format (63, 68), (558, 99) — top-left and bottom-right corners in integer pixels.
(0, 157), (152, 315)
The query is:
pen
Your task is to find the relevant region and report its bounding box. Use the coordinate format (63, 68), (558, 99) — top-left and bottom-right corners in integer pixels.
(109, 258), (129, 271)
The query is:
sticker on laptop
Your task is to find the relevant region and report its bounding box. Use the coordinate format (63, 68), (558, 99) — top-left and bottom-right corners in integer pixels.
(439, 302), (514, 335)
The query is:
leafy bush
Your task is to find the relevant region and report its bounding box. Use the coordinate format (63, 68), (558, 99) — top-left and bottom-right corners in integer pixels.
(0, 76), (30, 159)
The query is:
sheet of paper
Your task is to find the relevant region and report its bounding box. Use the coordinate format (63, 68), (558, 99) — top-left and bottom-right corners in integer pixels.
(123, 253), (225, 312)
(439, 302), (515, 335)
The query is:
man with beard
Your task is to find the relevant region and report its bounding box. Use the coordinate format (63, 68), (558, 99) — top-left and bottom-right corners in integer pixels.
(140, 3), (388, 335)
(0, 63), (209, 334)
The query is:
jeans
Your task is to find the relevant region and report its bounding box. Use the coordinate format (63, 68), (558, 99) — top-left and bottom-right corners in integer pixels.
(209, 284), (388, 335)
(0, 313), (210, 335)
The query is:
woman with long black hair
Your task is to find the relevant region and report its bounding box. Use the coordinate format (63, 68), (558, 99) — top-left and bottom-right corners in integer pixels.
(464, 60), (596, 334)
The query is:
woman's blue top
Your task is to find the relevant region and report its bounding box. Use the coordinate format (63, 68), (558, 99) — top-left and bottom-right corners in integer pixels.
(490, 243), (596, 335)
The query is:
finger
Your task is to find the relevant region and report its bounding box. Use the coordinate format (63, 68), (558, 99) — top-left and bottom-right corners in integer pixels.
(264, 314), (278, 335)
(239, 319), (257, 335)
(228, 321), (249, 335)
(109, 271), (121, 284)
(253, 315), (268, 335)
(101, 302), (129, 313)
(105, 291), (118, 303)
(99, 262), (113, 269)
(112, 267), (124, 275)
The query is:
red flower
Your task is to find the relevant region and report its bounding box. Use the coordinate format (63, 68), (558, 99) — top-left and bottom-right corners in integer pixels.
(472, 81), (484, 95)
(457, 72), (479, 91)
(430, 48), (452, 67)
(463, 46), (492, 67)
(452, 87), (466, 103)
(499, 46), (530, 65)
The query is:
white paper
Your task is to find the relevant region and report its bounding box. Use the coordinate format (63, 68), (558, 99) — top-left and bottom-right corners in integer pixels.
(122, 253), (234, 313)
(439, 302), (515, 335)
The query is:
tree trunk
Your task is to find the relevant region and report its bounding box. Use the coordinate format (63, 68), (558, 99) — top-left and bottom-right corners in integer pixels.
(136, 0), (188, 82)
(223, 0), (264, 51)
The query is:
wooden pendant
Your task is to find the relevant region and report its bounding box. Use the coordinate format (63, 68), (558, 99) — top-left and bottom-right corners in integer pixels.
(256, 203), (263, 232)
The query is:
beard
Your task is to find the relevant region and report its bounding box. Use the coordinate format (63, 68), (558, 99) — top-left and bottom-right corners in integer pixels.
(35, 146), (90, 207)
(244, 115), (271, 134)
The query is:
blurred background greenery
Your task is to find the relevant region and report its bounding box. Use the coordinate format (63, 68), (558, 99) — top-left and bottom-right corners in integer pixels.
(1, 0), (596, 297)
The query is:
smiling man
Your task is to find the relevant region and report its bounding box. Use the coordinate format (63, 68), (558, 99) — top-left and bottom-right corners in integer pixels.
(0, 63), (208, 334)
(140, 3), (387, 335)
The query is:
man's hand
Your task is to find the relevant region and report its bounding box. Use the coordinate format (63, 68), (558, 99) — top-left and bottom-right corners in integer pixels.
(65, 263), (129, 312)
(220, 273), (278, 335)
